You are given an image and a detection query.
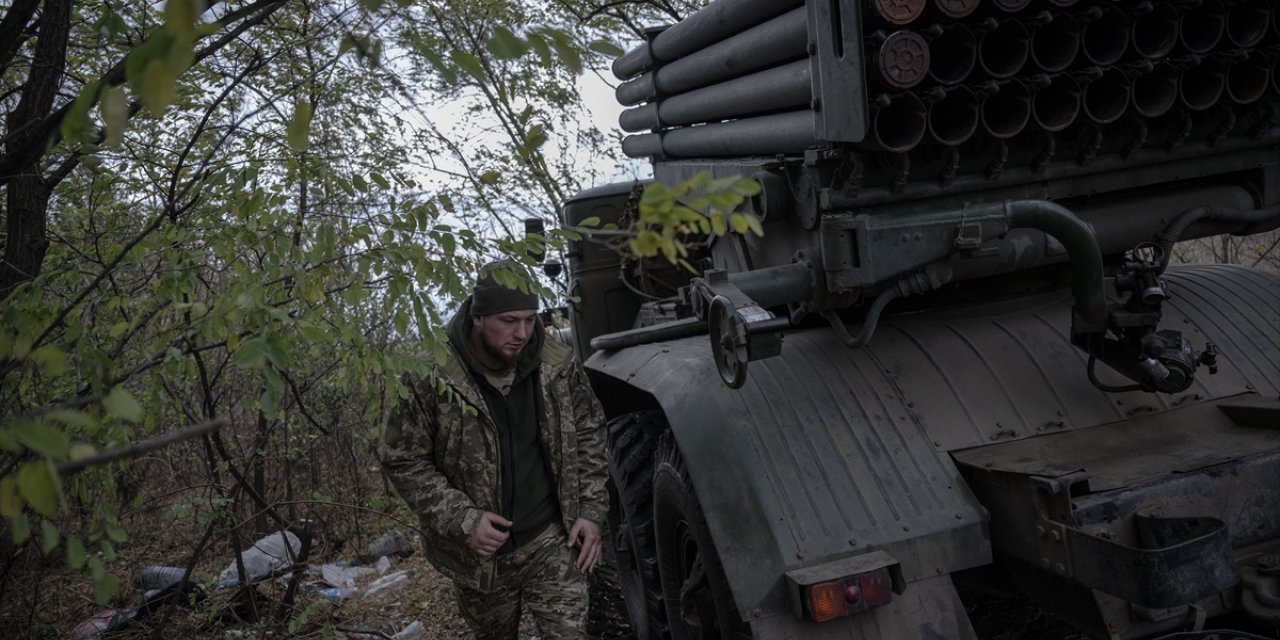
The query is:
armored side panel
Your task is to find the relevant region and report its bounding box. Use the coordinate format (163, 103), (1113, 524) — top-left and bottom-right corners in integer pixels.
(586, 264), (1280, 638)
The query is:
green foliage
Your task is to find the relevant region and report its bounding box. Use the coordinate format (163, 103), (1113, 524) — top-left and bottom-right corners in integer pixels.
(3, 0), (709, 626)
(580, 172), (765, 270)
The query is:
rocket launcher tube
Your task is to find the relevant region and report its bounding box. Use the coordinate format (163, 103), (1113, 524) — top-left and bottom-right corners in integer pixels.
(614, 8), (808, 105)
(612, 0), (801, 80)
(618, 60), (812, 132)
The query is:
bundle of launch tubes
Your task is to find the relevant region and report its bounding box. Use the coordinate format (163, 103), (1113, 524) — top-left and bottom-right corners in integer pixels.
(615, 0), (1280, 159)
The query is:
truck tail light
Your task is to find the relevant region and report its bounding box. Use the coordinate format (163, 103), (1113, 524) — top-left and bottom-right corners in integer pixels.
(803, 566), (894, 623)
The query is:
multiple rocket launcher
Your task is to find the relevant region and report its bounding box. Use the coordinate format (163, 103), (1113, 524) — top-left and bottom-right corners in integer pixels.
(615, 0), (1280, 161)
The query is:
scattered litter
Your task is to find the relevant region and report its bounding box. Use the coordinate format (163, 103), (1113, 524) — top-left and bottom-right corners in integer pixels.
(321, 562), (375, 588)
(70, 609), (136, 640)
(317, 586), (355, 598)
(374, 555), (392, 574)
(391, 620), (425, 640)
(355, 529), (412, 564)
(139, 566), (189, 591)
(363, 570), (409, 598)
(217, 530), (301, 587)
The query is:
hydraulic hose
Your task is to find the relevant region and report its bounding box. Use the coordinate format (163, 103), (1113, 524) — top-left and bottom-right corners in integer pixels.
(1155, 204), (1280, 272)
(823, 263), (955, 349)
(1003, 200), (1108, 331)
(823, 291), (898, 349)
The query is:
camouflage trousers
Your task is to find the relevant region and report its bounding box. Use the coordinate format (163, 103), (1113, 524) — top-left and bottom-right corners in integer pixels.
(453, 523), (588, 640)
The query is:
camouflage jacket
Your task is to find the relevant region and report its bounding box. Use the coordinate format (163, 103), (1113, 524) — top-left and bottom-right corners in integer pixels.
(381, 333), (610, 592)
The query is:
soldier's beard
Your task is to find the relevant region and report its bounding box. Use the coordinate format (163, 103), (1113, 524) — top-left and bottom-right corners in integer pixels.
(479, 337), (520, 370)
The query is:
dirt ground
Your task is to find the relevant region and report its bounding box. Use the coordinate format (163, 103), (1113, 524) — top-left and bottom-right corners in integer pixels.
(37, 525), (631, 640)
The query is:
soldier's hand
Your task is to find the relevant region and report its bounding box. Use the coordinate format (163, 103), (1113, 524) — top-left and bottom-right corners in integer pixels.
(469, 512), (513, 558)
(567, 517), (603, 574)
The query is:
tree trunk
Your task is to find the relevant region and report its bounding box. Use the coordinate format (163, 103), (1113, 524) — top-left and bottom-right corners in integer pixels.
(1, 0), (71, 299)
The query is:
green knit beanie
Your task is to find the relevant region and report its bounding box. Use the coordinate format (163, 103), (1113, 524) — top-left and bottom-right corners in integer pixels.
(470, 261), (539, 316)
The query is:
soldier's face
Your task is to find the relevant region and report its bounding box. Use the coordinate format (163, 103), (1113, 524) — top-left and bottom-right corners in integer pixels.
(472, 309), (537, 366)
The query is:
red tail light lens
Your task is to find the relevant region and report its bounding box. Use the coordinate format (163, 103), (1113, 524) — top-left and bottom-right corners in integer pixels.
(803, 567), (894, 623)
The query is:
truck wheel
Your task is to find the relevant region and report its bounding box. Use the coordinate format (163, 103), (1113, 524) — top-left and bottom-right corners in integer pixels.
(653, 432), (752, 640)
(608, 411), (672, 639)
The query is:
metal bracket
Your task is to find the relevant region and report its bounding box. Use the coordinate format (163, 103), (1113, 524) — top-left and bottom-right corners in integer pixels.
(1029, 477), (1240, 610)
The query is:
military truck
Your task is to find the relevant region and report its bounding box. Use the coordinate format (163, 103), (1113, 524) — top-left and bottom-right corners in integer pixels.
(560, 0), (1280, 638)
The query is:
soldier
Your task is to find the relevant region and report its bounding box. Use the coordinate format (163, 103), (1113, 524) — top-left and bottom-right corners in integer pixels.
(381, 261), (610, 639)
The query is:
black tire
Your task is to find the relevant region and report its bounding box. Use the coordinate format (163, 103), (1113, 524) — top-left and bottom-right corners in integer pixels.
(607, 411), (673, 640)
(588, 532), (637, 639)
(652, 432), (752, 640)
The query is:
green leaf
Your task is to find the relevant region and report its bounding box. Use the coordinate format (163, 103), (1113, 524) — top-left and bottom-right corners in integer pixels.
(234, 337), (267, 369)
(31, 347), (67, 375)
(588, 39), (625, 57)
(106, 520), (127, 543)
(60, 81), (102, 143)
(100, 86), (128, 148)
(0, 475), (21, 517)
(287, 100), (313, 153)
(66, 536), (87, 569)
(524, 124), (547, 153)
(108, 321), (129, 338)
(10, 420), (70, 458)
(88, 556), (105, 581)
(744, 213), (764, 237)
(125, 31), (174, 94)
(450, 49), (486, 81)
(547, 32), (582, 73)
(729, 213), (750, 234)
(139, 56), (178, 115)
(416, 47), (457, 84)
(95, 572), (119, 605)
(70, 443), (97, 460)
(16, 461), (60, 517)
(40, 520), (59, 555)
(11, 513), (31, 544)
(370, 173), (390, 189)
(478, 170), (501, 185)
(164, 0), (201, 42)
(710, 213), (727, 237)
(526, 33), (553, 65)
(486, 26), (528, 60)
(578, 216), (601, 228)
(263, 334), (289, 369)
(103, 387), (143, 422)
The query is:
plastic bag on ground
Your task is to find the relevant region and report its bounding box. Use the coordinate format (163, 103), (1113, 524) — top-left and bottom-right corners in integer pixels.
(374, 555), (392, 574)
(363, 570), (409, 598)
(217, 530), (301, 587)
(391, 620), (425, 640)
(320, 562), (375, 588)
(70, 609), (135, 639)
